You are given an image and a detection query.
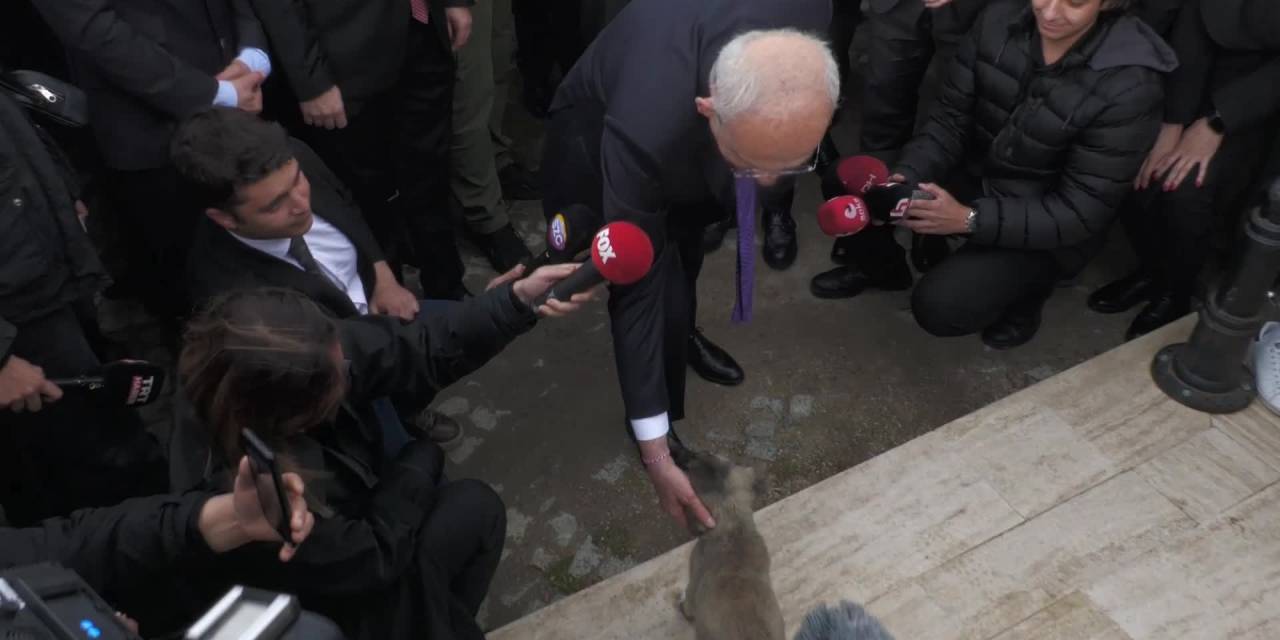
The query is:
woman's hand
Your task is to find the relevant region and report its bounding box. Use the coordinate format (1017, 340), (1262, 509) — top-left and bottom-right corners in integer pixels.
(1153, 117), (1223, 191)
(511, 263), (603, 318)
(896, 182), (972, 236)
(1135, 123), (1183, 190)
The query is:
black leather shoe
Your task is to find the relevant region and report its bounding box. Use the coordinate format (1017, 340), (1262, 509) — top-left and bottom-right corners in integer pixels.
(911, 235), (951, 274)
(475, 224), (532, 273)
(1088, 272), (1157, 314)
(499, 163), (542, 200)
(414, 409), (463, 450)
(1126, 293), (1191, 341)
(702, 218), (736, 254)
(688, 328), (744, 386)
(981, 297), (1047, 350)
(829, 236), (856, 265)
(810, 264), (913, 299)
(762, 208), (798, 270)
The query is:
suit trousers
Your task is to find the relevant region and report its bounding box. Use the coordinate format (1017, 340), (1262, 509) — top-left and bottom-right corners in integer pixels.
(540, 105), (708, 430)
(861, 0), (981, 153)
(278, 14), (464, 299)
(0, 304), (166, 525)
(1121, 120), (1277, 302)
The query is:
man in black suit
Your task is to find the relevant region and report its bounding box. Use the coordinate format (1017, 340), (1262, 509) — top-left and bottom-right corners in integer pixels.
(541, 0), (838, 529)
(173, 107), (461, 443)
(250, 0), (477, 300)
(30, 0), (272, 320)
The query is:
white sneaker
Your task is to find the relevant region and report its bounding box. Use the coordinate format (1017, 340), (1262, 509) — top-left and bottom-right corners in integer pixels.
(1253, 322), (1280, 416)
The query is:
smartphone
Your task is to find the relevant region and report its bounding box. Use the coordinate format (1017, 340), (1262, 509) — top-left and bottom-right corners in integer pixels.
(240, 428), (295, 546)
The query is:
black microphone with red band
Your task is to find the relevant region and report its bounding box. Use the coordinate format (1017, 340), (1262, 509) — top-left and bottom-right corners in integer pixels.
(535, 221), (655, 306)
(50, 360), (166, 407)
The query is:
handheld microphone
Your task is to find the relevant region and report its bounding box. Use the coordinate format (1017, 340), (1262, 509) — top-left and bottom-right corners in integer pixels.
(50, 360), (166, 407)
(817, 195), (872, 238)
(535, 221), (655, 306)
(863, 182), (935, 223)
(522, 204), (602, 272)
(836, 156), (890, 195)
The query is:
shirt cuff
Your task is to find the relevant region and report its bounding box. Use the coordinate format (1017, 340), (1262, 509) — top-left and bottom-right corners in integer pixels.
(237, 48), (272, 77)
(630, 413), (670, 441)
(213, 80), (238, 107)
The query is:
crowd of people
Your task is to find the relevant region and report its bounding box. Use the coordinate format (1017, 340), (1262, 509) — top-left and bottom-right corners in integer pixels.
(1, 0), (1278, 637)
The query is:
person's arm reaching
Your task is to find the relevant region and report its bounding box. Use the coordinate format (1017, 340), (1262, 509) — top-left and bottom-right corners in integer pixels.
(29, 0), (220, 118)
(249, 0), (347, 127)
(0, 319), (63, 413)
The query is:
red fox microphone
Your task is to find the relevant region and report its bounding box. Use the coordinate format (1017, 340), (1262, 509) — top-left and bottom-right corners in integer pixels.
(536, 221), (655, 306)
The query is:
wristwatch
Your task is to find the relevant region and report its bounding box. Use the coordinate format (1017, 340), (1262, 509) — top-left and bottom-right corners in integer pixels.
(964, 208), (978, 234)
(1207, 110), (1226, 134)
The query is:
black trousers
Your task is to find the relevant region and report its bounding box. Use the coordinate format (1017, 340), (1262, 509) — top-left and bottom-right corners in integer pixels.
(272, 15), (464, 298)
(105, 165), (198, 319)
(0, 304), (166, 525)
(541, 105), (708, 429)
(1122, 122), (1276, 302)
(861, 0), (983, 152)
(419, 479), (506, 618)
(911, 244), (1059, 336)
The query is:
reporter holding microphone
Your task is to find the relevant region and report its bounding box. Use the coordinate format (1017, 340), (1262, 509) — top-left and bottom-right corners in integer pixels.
(830, 0), (1172, 350)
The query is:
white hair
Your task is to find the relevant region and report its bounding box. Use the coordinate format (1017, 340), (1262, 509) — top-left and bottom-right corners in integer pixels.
(708, 29), (841, 122)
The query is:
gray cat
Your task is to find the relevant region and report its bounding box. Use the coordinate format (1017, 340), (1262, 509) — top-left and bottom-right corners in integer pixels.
(674, 446), (784, 640)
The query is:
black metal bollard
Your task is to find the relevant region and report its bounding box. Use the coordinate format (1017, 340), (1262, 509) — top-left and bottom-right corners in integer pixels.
(1152, 178), (1280, 413)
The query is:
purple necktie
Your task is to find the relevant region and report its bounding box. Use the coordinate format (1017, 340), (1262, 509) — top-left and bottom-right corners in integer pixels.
(732, 176), (757, 323)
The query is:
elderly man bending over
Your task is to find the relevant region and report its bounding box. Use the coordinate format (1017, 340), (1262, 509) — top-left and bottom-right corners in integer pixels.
(540, 0), (838, 530)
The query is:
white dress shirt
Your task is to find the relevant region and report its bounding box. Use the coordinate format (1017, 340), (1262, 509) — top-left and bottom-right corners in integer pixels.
(231, 215), (370, 315)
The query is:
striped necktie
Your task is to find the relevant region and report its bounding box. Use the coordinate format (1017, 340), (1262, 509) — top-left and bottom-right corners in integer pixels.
(410, 0), (429, 24)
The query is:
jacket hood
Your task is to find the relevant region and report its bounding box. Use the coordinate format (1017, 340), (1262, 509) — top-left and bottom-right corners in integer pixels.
(1087, 15), (1179, 73)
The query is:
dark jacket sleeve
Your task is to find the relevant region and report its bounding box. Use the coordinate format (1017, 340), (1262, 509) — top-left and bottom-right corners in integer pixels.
(1163, 2), (1214, 125)
(28, 0), (218, 118)
(233, 0), (269, 53)
(0, 317), (15, 365)
(1135, 0), (1186, 37)
(249, 0), (336, 101)
(339, 284), (537, 405)
(894, 10), (981, 185)
(0, 493), (218, 598)
(971, 72), (1163, 250)
(1214, 57), (1280, 134)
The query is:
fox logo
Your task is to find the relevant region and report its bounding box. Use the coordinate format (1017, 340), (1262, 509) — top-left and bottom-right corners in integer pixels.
(595, 228), (617, 263)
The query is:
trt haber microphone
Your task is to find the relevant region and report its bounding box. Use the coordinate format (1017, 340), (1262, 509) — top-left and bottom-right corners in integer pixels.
(817, 195), (872, 237)
(50, 360), (166, 407)
(523, 204), (602, 272)
(863, 182), (935, 222)
(535, 221), (655, 306)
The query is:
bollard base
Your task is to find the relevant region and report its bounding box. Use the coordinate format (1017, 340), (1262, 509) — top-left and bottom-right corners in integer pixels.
(1152, 343), (1254, 414)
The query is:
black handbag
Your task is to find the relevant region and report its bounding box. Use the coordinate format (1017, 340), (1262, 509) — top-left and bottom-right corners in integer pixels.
(0, 69), (88, 128)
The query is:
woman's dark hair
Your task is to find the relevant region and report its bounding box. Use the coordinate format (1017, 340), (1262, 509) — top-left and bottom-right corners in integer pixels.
(170, 107), (295, 212)
(179, 287), (346, 472)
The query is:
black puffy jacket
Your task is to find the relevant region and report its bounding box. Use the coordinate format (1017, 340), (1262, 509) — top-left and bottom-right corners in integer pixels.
(895, 1), (1177, 273)
(0, 90), (108, 363)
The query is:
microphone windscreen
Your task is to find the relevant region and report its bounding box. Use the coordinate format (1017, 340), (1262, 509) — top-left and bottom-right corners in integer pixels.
(546, 204), (602, 260)
(590, 221), (654, 285)
(836, 155), (890, 195)
(817, 196), (871, 237)
(102, 360), (166, 407)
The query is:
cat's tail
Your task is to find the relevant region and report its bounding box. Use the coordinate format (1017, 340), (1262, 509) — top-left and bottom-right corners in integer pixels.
(793, 601), (894, 640)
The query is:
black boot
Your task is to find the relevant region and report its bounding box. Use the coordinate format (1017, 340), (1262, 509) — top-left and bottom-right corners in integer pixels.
(1126, 292), (1191, 341)
(982, 290), (1050, 350)
(1088, 271), (1158, 314)
(702, 218), (736, 254)
(762, 207), (798, 270)
(810, 262), (913, 299)
(688, 328), (744, 386)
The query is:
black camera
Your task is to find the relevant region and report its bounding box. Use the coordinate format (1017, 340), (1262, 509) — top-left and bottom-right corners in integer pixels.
(0, 564), (344, 640)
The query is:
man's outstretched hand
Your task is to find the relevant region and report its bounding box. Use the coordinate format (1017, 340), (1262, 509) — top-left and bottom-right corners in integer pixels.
(639, 438), (716, 532)
(0, 355), (62, 413)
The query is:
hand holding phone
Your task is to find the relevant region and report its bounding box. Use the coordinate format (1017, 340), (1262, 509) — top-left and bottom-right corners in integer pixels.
(239, 429), (298, 551)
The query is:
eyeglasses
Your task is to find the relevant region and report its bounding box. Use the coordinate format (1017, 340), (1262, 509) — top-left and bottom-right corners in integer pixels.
(731, 149), (820, 179)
